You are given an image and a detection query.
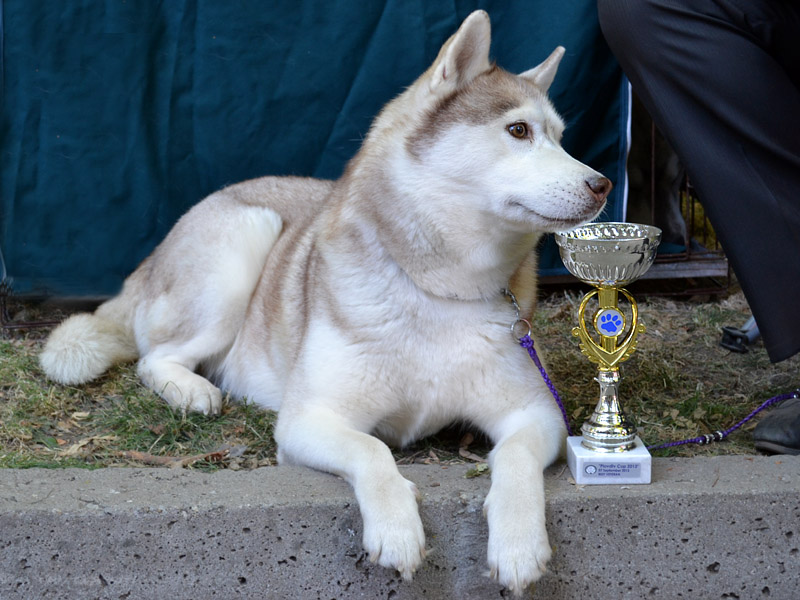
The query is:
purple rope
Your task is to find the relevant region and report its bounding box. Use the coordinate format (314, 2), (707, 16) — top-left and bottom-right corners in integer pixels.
(519, 334), (574, 436)
(646, 391), (799, 451)
(517, 332), (798, 451)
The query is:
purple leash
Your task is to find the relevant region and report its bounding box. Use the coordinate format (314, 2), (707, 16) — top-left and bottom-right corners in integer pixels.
(645, 391), (799, 451)
(519, 333), (574, 436)
(517, 331), (798, 451)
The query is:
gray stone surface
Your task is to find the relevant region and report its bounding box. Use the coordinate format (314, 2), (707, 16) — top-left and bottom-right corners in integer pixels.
(1, 456), (798, 599)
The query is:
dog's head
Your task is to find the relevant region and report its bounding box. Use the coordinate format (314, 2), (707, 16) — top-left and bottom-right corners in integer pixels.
(369, 10), (610, 233)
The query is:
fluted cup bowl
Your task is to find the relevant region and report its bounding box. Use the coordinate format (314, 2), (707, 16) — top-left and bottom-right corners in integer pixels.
(554, 222), (662, 287)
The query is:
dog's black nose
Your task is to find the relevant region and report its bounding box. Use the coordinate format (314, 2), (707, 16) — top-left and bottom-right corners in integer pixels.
(585, 176), (612, 204)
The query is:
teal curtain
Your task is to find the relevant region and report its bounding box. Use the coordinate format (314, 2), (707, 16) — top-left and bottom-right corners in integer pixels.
(0, 1), (626, 295)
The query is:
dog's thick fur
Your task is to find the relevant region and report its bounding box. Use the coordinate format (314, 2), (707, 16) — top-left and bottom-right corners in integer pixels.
(40, 11), (610, 595)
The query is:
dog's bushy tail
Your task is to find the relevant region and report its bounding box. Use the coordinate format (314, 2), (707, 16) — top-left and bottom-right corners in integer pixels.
(40, 299), (138, 385)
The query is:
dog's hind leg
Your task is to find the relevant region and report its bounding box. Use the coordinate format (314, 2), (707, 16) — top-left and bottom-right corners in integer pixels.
(480, 400), (566, 595)
(275, 404), (426, 580)
(134, 195), (283, 415)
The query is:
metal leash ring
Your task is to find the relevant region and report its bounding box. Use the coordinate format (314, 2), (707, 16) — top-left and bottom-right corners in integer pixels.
(511, 318), (532, 341)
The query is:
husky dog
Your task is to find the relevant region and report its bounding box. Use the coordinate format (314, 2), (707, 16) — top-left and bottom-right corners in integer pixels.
(41, 11), (610, 595)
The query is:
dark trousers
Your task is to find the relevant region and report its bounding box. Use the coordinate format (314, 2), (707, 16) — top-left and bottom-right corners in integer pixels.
(597, 0), (800, 362)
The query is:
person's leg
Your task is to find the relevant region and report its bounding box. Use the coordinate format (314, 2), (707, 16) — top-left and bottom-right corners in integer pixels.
(598, 0), (800, 362)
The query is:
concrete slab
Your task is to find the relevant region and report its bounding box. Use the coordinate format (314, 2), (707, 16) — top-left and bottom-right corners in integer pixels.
(1, 456), (798, 599)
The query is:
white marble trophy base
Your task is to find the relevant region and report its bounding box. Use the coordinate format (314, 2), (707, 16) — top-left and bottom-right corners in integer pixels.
(566, 435), (652, 485)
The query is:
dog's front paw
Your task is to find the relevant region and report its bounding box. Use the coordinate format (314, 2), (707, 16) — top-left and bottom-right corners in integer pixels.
(484, 494), (551, 596)
(360, 477), (426, 580)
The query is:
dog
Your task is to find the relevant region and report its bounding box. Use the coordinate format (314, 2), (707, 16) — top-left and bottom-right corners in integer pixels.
(40, 10), (610, 595)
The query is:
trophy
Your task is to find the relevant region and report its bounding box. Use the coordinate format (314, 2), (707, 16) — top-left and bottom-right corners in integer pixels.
(554, 222), (662, 485)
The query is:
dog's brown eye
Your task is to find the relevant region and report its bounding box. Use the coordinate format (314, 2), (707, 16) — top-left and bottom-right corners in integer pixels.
(508, 122), (528, 139)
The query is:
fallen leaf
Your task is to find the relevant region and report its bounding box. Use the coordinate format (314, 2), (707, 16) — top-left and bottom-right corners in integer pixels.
(465, 463), (490, 478)
(34, 433), (60, 450)
(421, 450), (440, 465)
(120, 449), (230, 469)
(58, 435), (116, 457)
(121, 450), (179, 466)
(220, 444), (248, 458)
(459, 432), (475, 447)
(458, 432), (485, 462)
(458, 447), (486, 462)
(171, 448), (231, 469)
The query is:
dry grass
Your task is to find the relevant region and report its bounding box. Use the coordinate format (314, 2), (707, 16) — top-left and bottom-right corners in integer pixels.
(1, 287), (798, 471)
(1, 307), (277, 470)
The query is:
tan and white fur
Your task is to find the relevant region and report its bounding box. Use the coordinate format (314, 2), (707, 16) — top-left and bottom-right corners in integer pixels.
(40, 11), (610, 595)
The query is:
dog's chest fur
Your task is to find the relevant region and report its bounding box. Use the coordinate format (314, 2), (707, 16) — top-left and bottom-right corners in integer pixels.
(219, 197), (528, 446)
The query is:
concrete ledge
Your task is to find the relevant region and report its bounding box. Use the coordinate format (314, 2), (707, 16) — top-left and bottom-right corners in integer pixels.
(1, 456), (799, 599)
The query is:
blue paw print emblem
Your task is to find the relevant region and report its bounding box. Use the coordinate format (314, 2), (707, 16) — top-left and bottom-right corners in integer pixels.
(595, 308), (624, 336)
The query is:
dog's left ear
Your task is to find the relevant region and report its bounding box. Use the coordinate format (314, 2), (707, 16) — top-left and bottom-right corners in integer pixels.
(519, 46), (566, 94)
(427, 10), (492, 96)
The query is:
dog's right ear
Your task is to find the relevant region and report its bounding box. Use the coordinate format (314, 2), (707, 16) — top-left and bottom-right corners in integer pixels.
(427, 10), (492, 97)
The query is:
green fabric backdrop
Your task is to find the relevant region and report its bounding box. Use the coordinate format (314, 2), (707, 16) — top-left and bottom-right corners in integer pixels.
(1, 1), (626, 296)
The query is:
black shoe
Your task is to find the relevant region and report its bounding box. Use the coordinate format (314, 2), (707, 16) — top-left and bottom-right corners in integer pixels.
(753, 397), (800, 455)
